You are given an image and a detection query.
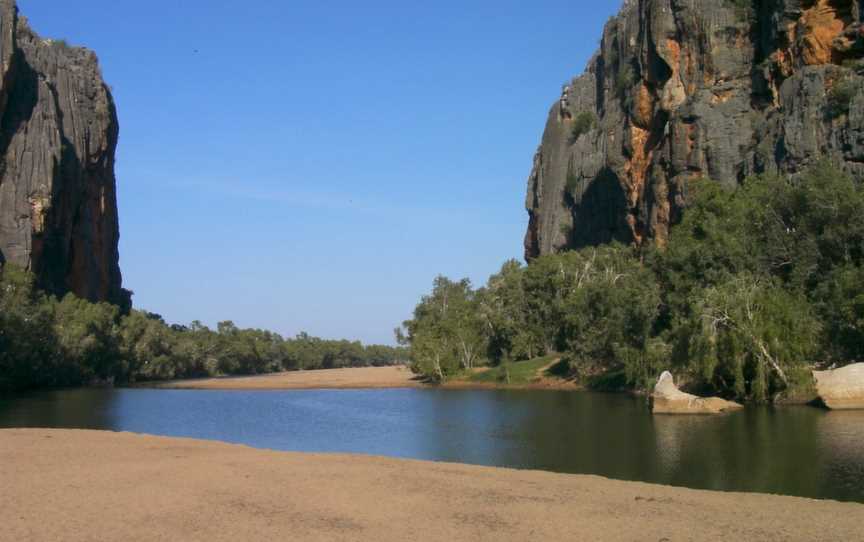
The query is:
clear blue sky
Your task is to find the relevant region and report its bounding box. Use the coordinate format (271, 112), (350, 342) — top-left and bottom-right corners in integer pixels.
(19, 1), (620, 345)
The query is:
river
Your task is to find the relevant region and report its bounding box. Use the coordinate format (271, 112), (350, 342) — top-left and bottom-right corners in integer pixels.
(1, 387), (862, 502)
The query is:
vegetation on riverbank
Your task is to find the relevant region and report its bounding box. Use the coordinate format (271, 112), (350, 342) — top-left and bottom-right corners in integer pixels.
(399, 163), (864, 403)
(0, 268), (407, 392)
(461, 355), (563, 386)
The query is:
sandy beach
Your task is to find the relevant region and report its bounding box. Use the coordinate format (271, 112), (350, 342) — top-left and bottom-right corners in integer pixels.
(153, 365), (422, 390)
(151, 364), (579, 391)
(2, 429), (862, 542)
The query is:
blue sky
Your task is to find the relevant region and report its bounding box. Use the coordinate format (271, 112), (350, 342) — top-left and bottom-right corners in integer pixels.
(19, 0), (621, 344)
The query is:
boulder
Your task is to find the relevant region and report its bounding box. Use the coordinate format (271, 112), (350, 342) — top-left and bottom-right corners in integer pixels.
(651, 372), (743, 415)
(813, 363), (864, 410)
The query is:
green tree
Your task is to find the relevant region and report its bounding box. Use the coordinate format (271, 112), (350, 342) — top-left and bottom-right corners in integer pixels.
(52, 295), (123, 383)
(0, 265), (60, 390)
(477, 259), (540, 363)
(401, 276), (484, 381)
(682, 275), (819, 401)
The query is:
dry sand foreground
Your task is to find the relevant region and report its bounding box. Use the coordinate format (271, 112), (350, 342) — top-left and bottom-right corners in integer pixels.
(2, 429), (863, 542)
(154, 365), (421, 390)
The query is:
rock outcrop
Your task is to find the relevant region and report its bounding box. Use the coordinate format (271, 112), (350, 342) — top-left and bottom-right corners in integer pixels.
(0, 0), (129, 309)
(652, 371), (743, 414)
(525, 0), (864, 259)
(813, 363), (864, 409)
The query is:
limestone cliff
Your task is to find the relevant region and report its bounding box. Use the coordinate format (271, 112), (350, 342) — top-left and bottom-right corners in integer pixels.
(0, 1), (129, 309)
(525, 0), (864, 259)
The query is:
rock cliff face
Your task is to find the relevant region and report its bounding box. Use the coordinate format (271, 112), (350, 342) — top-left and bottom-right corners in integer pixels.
(0, 1), (129, 309)
(525, 0), (864, 259)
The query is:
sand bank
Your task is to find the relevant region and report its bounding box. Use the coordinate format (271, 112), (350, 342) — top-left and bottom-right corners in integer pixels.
(153, 365), (421, 390)
(2, 429), (862, 541)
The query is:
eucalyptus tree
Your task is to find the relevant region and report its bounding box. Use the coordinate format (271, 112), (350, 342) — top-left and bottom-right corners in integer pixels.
(401, 276), (485, 380)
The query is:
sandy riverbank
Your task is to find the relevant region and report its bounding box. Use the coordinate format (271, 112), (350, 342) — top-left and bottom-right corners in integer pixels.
(151, 364), (578, 392)
(2, 429), (862, 541)
(153, 365), (422, 390)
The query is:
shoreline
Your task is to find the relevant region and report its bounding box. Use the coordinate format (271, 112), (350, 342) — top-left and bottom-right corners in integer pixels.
(145, 365), (583, 392)
(143, 365), (828, 407)
(2, 428), (862, 541)
(149, 365), (424, 390)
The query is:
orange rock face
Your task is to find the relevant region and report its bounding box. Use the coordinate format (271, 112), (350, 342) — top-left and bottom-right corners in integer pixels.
(798, 0), (854, 65)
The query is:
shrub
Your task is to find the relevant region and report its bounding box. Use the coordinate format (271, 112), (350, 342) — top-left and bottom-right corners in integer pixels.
(616, 64), (636, 95)
(826, 77), (858, 118)
(571, 111), (596, 141)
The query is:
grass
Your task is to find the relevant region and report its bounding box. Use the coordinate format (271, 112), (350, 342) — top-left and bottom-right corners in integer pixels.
(466, 355), (560, 385)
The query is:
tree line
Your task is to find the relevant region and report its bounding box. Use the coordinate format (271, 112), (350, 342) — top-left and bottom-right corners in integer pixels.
(0, 269), (408, 392)
(399, 163), (864, 402)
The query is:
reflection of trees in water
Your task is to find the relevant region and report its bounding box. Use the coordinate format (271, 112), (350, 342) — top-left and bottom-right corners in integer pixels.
(651, 415), (704, 480)
(413, 391), (861, 501)
(815, 410), (864, 501)
(817, 410), (864, 461)
(0, 389), (117, 430)
(651, 407), (826, 497)
(498, 392), (662, 481)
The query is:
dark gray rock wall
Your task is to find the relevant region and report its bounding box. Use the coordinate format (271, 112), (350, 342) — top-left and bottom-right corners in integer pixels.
(0, 0), (128, 309)
(525, 0), (864, 259)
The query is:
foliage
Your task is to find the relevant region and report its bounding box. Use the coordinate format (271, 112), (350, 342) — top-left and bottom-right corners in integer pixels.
(679, 275), (819, 401)
(0, 267), (61, 390)
(403, 162), (864, 402)
(398, 276), (485, 381)
(558, 246), (660, 374)
(570, 111), (596, 141)
(826, 77), (859, 118)
(616, 64), (636, 95)
(53, 294), (122, 383)
(0, 266), (409, 393)
(467, 355), (559, 385)
(404, 245), (660, 384)
(812, 264), (864, 362)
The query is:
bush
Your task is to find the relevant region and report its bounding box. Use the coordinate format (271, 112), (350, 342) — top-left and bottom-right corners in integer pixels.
(680, 275), (819, 402)
(616, 64), (636, 95)
(826, 77), (858, 118)
(571, 111), (596, 141)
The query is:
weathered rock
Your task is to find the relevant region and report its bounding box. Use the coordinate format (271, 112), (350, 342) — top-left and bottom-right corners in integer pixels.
(651, 371), (743, 415)
(813, 363), (864, 409)
(0, 0), (129, 309)
(525, 0), (864, 260)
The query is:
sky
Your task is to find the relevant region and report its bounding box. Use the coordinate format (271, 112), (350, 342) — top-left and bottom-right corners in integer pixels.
(18, 0), (621, 345)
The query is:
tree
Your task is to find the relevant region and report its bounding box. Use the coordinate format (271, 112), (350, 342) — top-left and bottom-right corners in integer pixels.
(401, 276), (484, 381)
(477, 259), (539, 364)
(682, 275), (819, 401)
(0, 265), (60, 390)
(556, 245), (660, 376)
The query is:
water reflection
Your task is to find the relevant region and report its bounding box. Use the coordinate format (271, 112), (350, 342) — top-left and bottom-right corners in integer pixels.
(0, 389), (117, 429)
(0, 388), (861, 502)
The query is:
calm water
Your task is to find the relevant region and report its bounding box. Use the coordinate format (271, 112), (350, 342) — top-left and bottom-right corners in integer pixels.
(1, 388), (863, 502)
